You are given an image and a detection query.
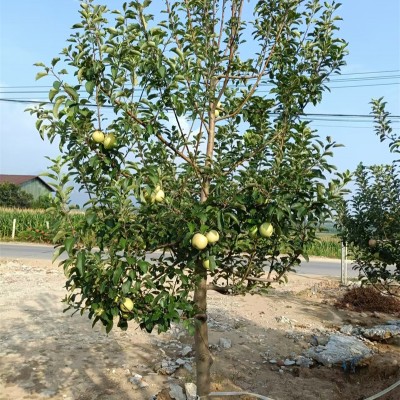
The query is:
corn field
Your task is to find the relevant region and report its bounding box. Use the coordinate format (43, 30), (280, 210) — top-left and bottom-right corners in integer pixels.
(0, 207), (84, 243)
(306, 235), (342, 259)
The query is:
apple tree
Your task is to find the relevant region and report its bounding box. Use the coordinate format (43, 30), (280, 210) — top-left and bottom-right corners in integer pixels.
(29, 0), (349, 396)
(338, 98), (399, 296)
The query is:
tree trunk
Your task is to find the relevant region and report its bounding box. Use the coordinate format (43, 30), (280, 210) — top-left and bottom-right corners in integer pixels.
(194, 268), (213, 397)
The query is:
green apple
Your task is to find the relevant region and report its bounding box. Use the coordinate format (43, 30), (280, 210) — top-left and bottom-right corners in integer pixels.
(94, 307), (105, 317)
(121, 312), (130, 319)
(103, 133), (117, 149)
(205, 230), (219, 244)
(203, 259), (210, 269)
(120, 297), (134, 312)
(92, 130), (105, 143)
(259, 222), (274, 238)
(154, 189), (165, 203)
(214, 109), (220, 118)
(249, 226), (258, 237)
(191, 233), (208, 250)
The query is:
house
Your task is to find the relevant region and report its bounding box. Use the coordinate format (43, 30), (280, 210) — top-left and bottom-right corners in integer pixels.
(0, 175), (54, 200)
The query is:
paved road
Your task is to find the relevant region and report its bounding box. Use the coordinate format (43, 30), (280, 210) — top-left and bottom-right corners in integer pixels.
(0, 242), (359, 278)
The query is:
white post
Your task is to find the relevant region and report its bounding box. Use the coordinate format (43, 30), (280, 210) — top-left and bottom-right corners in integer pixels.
(12, 219), (16, 240)
(341, 241), (348, 285)
(46, 221), (50, 230)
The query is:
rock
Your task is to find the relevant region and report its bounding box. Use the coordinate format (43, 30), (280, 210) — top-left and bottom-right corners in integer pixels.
(304, 334), (372, 367)
(169, 383), (186, 400)
(295, 356), (313, 368)
(361, 324), (400, 341)
(185, 382), (197, 400)
(39, 389), (58, 398)
(175, 358), (186, 366)
(219, 337), (232, 349)
(181, 346), (192, 357)
(314, 335), (329, 346)
(269, 359), (277, 364)
(284, 359), (296, 366)
(276, 316), (294, 325)
(129, 374), (143, 385)
(340, 325), (355, 335)
(129, 373), (149, 389)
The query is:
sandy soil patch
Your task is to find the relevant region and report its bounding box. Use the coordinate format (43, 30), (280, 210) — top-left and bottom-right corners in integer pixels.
(0, 258), (399, 400)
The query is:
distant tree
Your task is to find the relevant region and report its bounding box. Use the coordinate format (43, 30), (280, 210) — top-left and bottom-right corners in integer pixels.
(338, 98), (399, 295)
(0, 183), (33, 209)
(31, 194), (53, 209)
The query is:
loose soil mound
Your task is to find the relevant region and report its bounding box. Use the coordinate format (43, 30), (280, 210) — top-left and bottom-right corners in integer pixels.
(336, 286), (400, 315)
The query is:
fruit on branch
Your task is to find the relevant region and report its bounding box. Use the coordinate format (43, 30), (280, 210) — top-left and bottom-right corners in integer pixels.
(192, 233), (208, 250)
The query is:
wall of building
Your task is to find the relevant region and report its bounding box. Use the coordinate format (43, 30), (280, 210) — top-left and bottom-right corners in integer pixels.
(20, 179), (52, 200)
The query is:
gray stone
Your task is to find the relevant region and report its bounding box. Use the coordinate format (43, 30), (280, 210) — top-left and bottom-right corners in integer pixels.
(185, 382), (197, 400)
(181, 346), (193, 357)
(361, 324), (400, 341)
(314, 335), (329, 346)
(269, 359), (277, 364)
(219, 337), (232, 349)
(295, 356), (313, 368)
(129, 374), (143, 385)
(283, 359), (296, 366)
(39, 389), (58, 398)
(340, 325), (355, 335)
(129, 373), (149, 389)
(304, 334), (372, 367)
(276, 316), (294, 324)
(169, 383), (186, 400)
(175, 358), (186, 365)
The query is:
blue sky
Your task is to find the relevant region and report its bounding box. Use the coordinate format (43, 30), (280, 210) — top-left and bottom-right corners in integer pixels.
(0, 0), (399, 199)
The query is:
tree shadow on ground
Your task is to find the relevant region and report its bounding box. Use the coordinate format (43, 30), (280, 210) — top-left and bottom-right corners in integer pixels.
(0, 259), (170, 400)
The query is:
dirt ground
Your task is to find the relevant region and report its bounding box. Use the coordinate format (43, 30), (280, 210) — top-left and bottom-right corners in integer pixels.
(0, 258), (399, 400)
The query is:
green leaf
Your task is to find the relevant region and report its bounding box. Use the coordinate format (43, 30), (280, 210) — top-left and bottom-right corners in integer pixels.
(85, 210), (97, 226)
(122, 279), (132, 294)
(85, 81), (95, 96)
(35, 71), (48, 81)
(138, 260), (149, 274)
(52, 246), (65, 263)
(53, 96), (65, 118)
(65, 237), (75, 254)
(64, 85), (79, 101)
(158, 66), (166, 78)
(113, 267), (123, 285)
(49, 88), (58, 102)
(76, 252), (85, 276)
(51, 57), (60, 67)
(106, 319), (114, 334)
(209, 255), (216, 272)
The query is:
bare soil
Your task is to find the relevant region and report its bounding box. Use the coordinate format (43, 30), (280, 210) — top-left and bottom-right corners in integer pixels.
(0, 258), (399, 400)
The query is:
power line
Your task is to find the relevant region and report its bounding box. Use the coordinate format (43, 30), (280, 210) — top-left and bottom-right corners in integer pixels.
(0, 70), (399, 90)
(1, 81), (399, 93)
(1, 98), (399, 121)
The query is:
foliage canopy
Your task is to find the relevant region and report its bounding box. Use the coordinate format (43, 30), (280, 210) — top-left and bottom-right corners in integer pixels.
(28, 0), (350, 394)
